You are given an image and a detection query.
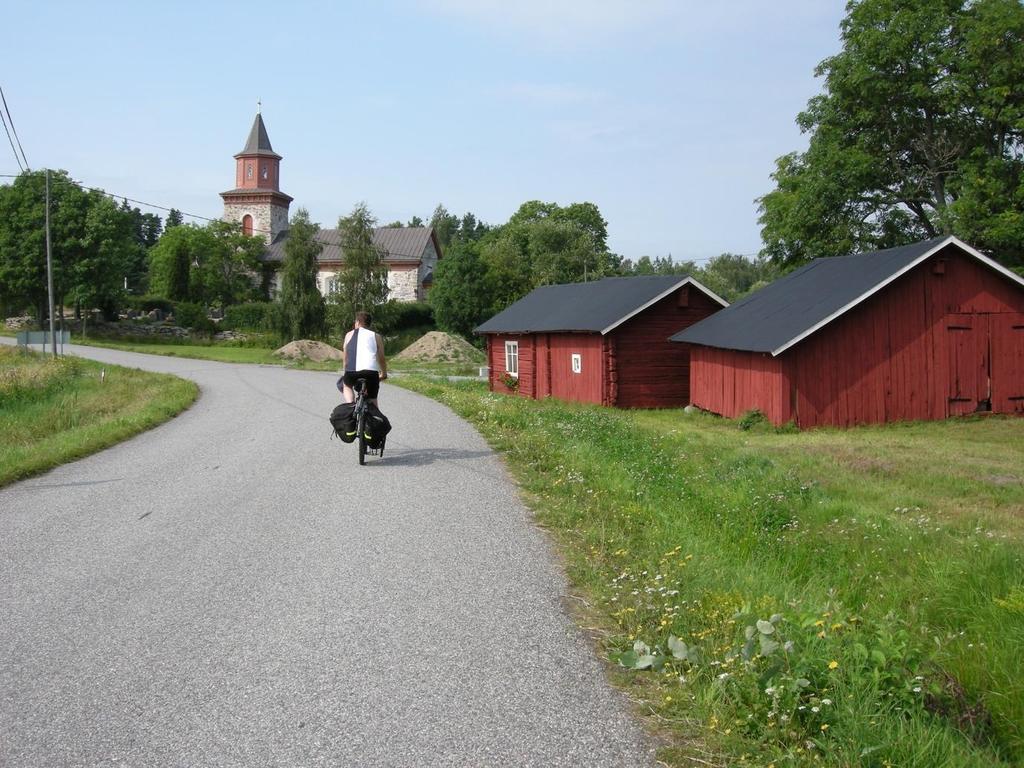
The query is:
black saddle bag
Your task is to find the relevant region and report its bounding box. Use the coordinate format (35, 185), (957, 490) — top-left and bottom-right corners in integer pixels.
(365, 403), (392, 448)
(329, 402), (358, 443)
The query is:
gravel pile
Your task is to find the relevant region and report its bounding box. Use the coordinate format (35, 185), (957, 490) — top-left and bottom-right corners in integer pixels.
(393, 331), (484, 364)
(273, 339), (343, 362)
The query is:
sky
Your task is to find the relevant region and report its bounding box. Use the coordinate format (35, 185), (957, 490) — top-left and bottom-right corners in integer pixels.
(1, 1), (847, 263)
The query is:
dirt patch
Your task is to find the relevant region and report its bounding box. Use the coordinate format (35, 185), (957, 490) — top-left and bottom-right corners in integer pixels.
(273, 340), (343, 362)
(822, 447), (895, 474)
(987, 474), (1022, 486)
(392, 331), (484, 364)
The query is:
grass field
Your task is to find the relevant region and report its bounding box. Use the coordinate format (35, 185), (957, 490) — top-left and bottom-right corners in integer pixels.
(0, 346), (198, 487)
(72, 336), (485, 377)
(394, 376), (1024, 767)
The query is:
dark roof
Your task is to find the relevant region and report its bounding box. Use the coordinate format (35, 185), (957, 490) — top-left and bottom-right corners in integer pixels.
(264, 226), (437, 264)
(475, 275), (727, 335)
(671, 236), (1024, 356)
(220, 188), (294, 202)
(235, 113), (281, 160)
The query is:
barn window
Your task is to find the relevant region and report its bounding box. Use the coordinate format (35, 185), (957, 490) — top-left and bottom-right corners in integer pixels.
(571, 353), (582, 373)
(505, 341), (519, 377)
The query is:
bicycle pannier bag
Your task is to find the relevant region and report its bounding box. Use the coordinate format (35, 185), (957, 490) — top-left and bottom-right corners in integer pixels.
(329, 402), (358, 443)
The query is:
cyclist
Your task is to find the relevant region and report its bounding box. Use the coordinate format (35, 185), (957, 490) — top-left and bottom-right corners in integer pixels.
(340, 310), (388, 405)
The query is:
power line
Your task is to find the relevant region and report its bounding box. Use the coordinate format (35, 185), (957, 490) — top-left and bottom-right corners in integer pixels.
(0, 174), (765, 264)
(0, 172), (430, 260)
(0, 109), (24, 173)
(0, 87), (29, 170)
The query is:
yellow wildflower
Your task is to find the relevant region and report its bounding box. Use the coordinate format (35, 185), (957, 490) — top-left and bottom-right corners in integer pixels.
(828, 660), (839, 669)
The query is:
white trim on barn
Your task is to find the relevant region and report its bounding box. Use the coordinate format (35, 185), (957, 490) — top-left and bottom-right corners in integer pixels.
(599, 276), (728, 335)
(771, 236), (1024, 357)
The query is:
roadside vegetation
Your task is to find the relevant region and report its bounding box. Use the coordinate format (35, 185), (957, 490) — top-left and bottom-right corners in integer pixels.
(70, 335), (482, 377)
(394, 376), (1024, 768)
(0, 346), (197, 487)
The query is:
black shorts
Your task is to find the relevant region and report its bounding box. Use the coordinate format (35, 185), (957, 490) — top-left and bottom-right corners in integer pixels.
(342, 370), (381, 399)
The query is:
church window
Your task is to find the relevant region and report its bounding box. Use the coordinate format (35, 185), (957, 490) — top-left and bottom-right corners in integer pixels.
(242, 215), (253, 237)
(246, 163), (253, 179)
(262, 165), (268, 180)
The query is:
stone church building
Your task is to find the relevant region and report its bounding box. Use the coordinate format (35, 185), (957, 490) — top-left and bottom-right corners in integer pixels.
(221, 112), (440, 302)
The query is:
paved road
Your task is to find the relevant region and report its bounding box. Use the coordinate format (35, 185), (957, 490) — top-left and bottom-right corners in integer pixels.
(0, 342), (653, 767)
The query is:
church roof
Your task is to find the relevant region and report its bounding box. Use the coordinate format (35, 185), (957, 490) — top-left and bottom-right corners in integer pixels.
(235, 113), (281, 159)
(264, 226), (440, 264)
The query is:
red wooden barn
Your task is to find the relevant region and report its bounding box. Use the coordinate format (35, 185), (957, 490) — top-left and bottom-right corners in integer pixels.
(476, 275), (726, 408)
(671, 236), (1024, 428)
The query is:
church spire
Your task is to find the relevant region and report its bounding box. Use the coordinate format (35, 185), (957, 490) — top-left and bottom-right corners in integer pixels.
(222, 110), (292, 244)
(236, 112), (281, 159)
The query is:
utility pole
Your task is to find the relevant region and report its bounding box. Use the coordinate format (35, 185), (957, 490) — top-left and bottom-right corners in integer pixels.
(45, 169), (56, 357)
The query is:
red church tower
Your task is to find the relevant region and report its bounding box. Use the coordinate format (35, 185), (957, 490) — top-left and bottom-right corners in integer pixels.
(221, 111), (293, 244)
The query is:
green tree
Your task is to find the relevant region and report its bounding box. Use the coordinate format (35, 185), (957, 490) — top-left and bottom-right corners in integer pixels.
(428, 199), (614, 321)
(527, 218), (598, 285)
(147, 221), (262, 306)
(0, 171), (56, 320)
(148, 225), (199, 301)
(75, 195), (135, 319)
(117, 199), (157, 294)
(407, 215), (424, 227)
(430, 204), (460, 248)
(480, 200), (614, 309)
(429, 240), (492, 339)
(480, 231), (533, 312)
(274, 208), (325, 341)
(193, 221), (264, 307)
(0, 170), (139, 322)
(621, 255), (698, 276)
(165, 208), (184, 229)
(327, 202), (389, 331)
(697, 253), (779, 302)
(758, 0), (1024, 267)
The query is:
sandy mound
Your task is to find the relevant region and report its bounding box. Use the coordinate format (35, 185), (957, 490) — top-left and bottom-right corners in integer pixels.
(274, 339), (343, 362)
(393, 331), (484, 364)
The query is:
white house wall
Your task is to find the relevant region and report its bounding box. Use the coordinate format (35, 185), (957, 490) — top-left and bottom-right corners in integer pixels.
(303, 266), (421, 301)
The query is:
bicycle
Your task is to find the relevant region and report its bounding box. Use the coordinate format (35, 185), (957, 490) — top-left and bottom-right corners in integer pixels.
(352, 377), (386, 465)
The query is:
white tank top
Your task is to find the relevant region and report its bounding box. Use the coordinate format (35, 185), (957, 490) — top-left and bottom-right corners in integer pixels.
(346, 328), (379, 372)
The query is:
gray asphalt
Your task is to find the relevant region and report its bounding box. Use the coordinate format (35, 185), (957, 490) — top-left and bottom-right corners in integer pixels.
(0, 340), (654, 767)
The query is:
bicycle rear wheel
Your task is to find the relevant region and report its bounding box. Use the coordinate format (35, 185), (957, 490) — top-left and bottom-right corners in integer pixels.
(357, 408), (367, 466)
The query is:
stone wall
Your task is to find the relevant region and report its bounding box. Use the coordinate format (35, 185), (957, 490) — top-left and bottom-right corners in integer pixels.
(222, 201), (289, 244)
(307, 267), (420, 303)
(387, 266), (419, 302)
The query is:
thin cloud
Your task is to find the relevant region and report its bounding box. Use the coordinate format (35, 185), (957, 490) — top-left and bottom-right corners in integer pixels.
(498, 82), (604, 106)
(420, 0), (680, 44)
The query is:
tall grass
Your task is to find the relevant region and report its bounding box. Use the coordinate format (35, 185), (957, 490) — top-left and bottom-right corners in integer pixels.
(0, 347), (197, 486)
(396, 377), (1024, 767)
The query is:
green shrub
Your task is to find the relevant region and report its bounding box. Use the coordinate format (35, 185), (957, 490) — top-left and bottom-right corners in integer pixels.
(375, 301), (434, 334)
(173, 302), (214, 334)
(126, 295), (174, 314)
(223, 301), (275, 331)
(738, 409), (768, 431)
